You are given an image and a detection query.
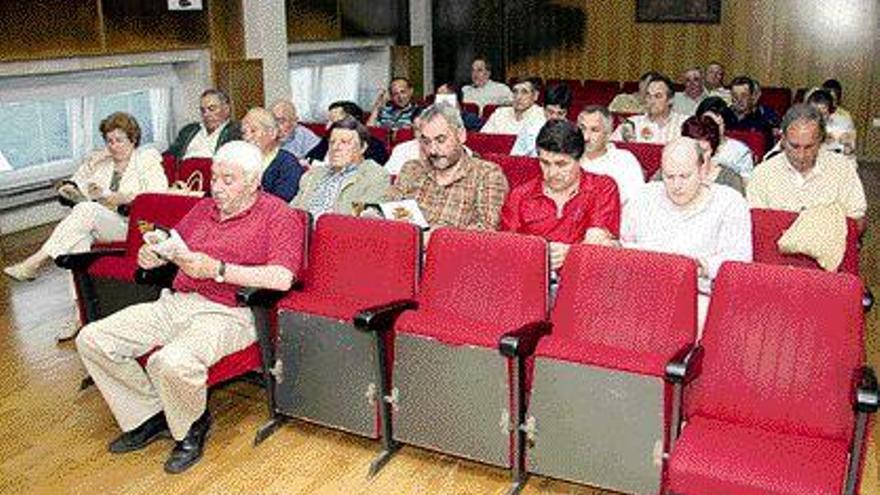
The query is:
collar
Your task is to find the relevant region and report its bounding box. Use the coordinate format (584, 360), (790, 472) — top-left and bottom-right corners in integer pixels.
(782, 153), (825, 181)
(659, 184), (714, 220)
(527, 172), (587, 201)
(202, 120), (230, 136)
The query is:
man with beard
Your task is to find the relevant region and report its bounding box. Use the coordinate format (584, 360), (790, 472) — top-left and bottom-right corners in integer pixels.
(385, 103), (508, 233)
(501, 120), (620, 270)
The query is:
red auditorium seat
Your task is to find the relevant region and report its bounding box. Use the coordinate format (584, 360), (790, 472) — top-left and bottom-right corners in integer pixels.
(56, 193), (202, 326)
(666, 262), (876, 495)
(466, 132), (517, 156)
(726, 129), (766, 163)
(242, 214), (421, 447)
(759, 86), (793, 118)
(481, 103), (506, 121)
(357, 229), (548, 484)
(611, 111), (638, 128)
(518, 245), (698, 494)
(137, 207), (309, 390)
(367, 126), (391, 155)
(461, 101), (480, 116)
(481, 153), (541, 189)
(161, 152), (178, 183)
(612, 140), (663, 179)
(620, 80), (640, 94)
(391, 127), (414, 146)
(177, 157), (213, 194)
(750, 208), (860, 275)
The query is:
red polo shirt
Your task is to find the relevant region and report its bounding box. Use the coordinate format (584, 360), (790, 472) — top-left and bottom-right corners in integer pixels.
(173, 192), (304, 307)
(500, 172), (620, 243)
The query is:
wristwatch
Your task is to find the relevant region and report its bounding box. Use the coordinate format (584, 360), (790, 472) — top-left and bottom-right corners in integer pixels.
(214, 260), (226, 283)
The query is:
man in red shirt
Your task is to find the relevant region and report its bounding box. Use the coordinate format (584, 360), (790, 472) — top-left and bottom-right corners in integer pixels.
(501, 119), (620, 270)
(76, 141), (305, 474)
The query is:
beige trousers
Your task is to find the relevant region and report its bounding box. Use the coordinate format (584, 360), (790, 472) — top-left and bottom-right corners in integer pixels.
(76, 290), (256, 440)
(43, 202), (128, 258)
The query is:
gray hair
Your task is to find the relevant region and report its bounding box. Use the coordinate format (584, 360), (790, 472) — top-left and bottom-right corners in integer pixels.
(578, 105), (613, 134)
(663, 136), (705, 169)
(243, 107), (278, 132)
(781, 103), (826, 141)
(418, 102), (464, 131)
(201, 88), (231, 105)
(270, 99), (297, 118)
(214, 141), (263, 181)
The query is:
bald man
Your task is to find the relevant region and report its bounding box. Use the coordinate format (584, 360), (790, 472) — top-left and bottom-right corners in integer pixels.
(270, 99), (321, 160)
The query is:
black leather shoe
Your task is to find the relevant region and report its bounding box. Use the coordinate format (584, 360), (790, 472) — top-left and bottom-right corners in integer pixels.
(164, 411), (211, 474)
(108, 412), (169, 453)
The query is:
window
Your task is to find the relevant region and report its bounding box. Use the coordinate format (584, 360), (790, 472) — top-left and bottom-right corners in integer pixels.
(0, 65), (177, 192)
(290, 63), (361, 122)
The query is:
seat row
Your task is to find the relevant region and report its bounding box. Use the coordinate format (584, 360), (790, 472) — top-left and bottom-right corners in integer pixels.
(56, 194), (876, 495)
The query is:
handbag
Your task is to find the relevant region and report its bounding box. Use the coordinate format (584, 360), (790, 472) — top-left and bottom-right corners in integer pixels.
(167, 170), (206, 197)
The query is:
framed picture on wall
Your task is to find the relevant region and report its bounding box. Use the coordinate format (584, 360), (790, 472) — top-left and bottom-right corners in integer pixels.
(635, 0), (722, 23)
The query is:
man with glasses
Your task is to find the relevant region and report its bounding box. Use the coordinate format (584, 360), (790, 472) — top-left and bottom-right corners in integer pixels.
(481, 77), (545, 136)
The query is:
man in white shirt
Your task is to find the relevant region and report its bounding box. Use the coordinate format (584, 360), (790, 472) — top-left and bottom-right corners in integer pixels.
(577, 105), (645, 206)
(462, 57), (514, 110)
(705, 62), (731, 103)
(611, 75), (687, 144)
(481, 78), (545, 136)
(510, 83), (570, 156)
(166, 89), (242, 160)
(672, 66), (709, 115)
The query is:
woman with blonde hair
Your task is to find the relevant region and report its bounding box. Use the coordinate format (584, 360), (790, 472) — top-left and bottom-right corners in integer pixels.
(4, 112), (167, 281)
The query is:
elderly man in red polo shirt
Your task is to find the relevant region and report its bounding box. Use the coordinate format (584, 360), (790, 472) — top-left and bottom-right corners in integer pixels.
(76, 141), (304, 474)
(501, 119), (620, 270)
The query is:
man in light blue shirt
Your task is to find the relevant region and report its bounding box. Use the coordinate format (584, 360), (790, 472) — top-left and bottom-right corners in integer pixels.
(271, 99), (321, 161)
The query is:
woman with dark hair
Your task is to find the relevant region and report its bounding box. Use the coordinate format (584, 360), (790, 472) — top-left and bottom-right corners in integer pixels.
(695, 96), (754, 178)
(4, 112), (167, 282)
(680, 115), (745, 195)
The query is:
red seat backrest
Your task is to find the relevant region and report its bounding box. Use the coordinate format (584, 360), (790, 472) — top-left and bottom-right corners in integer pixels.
(466, 132), (517, 156)
(726, 129), (766, 163)
(750, 208), (860, 275)
(161, 152), (178, 183)
(758, 86), (792, 118)
(177, 158), (213, 193)
(582, 79), (621, 93)
(416, 229), (547, 330)
(392, 127), (415, 145)
(612, 112), (638, 128)
(612, 140), (663, 179)
(481, 153), (542, 189)
(124, 193), (202, 254)
(551, 245), (697, 375)
(461, 102), (480, 116)
(481, 104), (506, 121)
(367, 126), (391, 155)
(301, 214), (421, 304)
(620, 81), (640, 94)
(687, 261), (864, 441)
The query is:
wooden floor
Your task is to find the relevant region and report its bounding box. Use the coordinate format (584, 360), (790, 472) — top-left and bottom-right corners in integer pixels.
(2, 164), (879, 494)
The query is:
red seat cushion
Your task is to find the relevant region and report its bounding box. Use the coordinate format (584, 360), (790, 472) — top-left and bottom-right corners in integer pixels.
(668, 416), (848, 495)
(137, 343), (261, 387)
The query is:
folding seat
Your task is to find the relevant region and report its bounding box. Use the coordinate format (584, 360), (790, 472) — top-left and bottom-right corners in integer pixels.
(177, 157), (213, 194)
(367, 125), (391, 155)
(161, 151), (179, 183)
(356, 229), (548, 483)
(481, 103), (506, 121)
(461, 101), (481, 116)
(613, 141), (663, 179)
(56, 193), (202, 326)
(666, 261), (877, 495)
(725, 129), (766, 163)
(130, 206), (310, 391)
(758, 86), (793, 118)
(241, 214), (421, 447)
(391, 126), (414, 146)
(582, 79), (621, 94)
(511, 245), (698, 494)
(750, 208), (871, 311)
(467, 132), (517, 156)
(621, 80), (640, 94)
(612, 111), (639, 128)
(481, 153), (542, 189)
